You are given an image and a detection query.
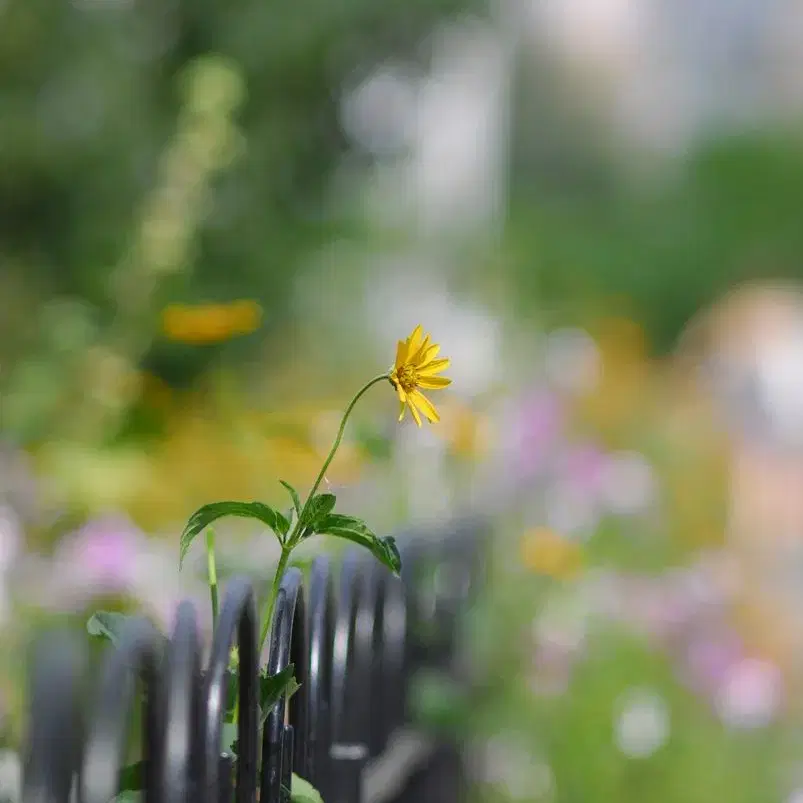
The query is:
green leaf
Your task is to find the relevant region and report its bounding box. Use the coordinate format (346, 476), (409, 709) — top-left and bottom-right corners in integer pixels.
(274, 510), (291, 538)
(87, 611), (131, 646)
(300, 493), (336, 532)
(279, 480), (303, 518)
(258, 664), (299, 726)
(291, 774), (324, 803)
(119, 761), (145, 792)
(180, 501), (290, 566)
(314, 514), (402, 575)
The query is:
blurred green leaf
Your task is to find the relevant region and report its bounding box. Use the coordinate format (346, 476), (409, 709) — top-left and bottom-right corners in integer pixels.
(300, 493), (336, 532)
(314, 514), (401, 575)
(408, 670), (469, 732)
(279, 480), (303, 518)
(119, 762), (145, 792)
(258, 664), (299, 726)
(290, 774), (324, 803)
(221, 722), (238, 756)
(87, 612), (131, 646)
(180, 501), (290, 565)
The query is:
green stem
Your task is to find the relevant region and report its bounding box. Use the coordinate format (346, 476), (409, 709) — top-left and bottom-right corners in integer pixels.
(257, 373), (388, 657)
(259, 546), (292, 654)
(206, 527), (219, 631)
(290, 373), (388, 546)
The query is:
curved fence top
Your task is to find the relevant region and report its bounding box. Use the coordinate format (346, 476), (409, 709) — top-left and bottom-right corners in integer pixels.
(18, 521), (487, 803)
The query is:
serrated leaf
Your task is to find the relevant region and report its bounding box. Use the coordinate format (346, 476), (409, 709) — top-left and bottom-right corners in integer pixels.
(315, 514), (402, 575)
(279, 480), (303, 518)
(258, 664), (299, 726)
(300, 493), (336, 532)
(87, 611), (130, 646)
(179, 501), (289, 566)
(291, 774), (324, 803)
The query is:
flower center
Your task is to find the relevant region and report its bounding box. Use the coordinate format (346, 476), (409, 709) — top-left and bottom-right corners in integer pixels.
(395, 364), (418, 393)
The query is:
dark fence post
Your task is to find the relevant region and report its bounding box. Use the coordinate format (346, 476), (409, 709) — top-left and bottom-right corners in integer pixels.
(80, 617), (164, 803)
(17, 522), (487, 803)
(306, 556), (334, 799)
(21, 633), (85, 803)
(201, 575), (258, 803)
(261, 567), (306, 803)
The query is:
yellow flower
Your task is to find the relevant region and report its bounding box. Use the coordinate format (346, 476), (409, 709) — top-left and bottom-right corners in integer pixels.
(389, 325), (451, 426)
(161, 300), (262, 344)
(521, 527), (583, 579)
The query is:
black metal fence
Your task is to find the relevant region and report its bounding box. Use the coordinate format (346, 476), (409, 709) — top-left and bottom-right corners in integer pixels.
(18, 522), (486, 803)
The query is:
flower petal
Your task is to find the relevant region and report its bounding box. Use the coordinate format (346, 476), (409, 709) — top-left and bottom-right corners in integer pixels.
(410, 390), (440, 423)
(398, 400), (407, 422)
(410, 336), (432, 366)
(417, 343), (440, 367)
(418, 358), (450, 376)
(407, 398), (423, 427)
(417, 375), (451, 389)
(406, 325), (424, 357)
(396, 384), (408, 403)
(395, 339), (409, 368)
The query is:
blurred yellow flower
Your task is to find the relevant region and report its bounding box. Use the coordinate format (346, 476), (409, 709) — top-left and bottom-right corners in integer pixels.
(389, 325), (451, 426)
(161, 300), (262, 344)
(521, 527), (583, 579)
(440, 399), (489, 460)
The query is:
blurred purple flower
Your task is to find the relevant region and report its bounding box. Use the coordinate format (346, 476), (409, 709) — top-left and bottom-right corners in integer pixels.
(52, 514), (145, 600)
(509, 390), (564, 479)
(681, 628), (744, 697)
(561, 443), (608, 497)
(636, 583), (696, 646)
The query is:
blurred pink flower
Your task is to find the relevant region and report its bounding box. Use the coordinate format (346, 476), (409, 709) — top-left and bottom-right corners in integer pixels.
(681, 629), (744, 697)
(55, 515), (145, 594)
(715, 657), (783, 730)
(510, 390), (564, 478)
(561, 443), (608, 497)
(636, 583), (695, 646)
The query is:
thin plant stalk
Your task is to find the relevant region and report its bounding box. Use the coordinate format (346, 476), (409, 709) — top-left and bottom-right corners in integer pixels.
(206, 526), (219, 631)
(257, 373), (388, 654)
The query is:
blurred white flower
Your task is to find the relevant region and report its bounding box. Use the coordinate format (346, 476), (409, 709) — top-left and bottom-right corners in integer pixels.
(482, 736), (554, 800)
(408, 19), (510, 235)
(0, 506), (21, 573)
(0, 506), (23, 626)
(0, 750), (21, 803)
(601, 451), (656, 516)
(395, 421), (454, 523)
(545, 481), (600, 538)
(364, 270), (503, 398)
(340, 63), (418, 157)
(533, 593), (588, 653)
(715, 657), (782, 730)
(544, 329), (601, 396)
(614, 687), (670, 759)
(756, 322), (803, 450)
